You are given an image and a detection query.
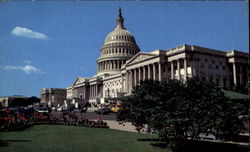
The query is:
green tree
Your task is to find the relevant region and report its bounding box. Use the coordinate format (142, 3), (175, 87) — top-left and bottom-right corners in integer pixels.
(27, 96), (40, 105)
(117, 77), (244, 145)
(117, 80), (164, 132)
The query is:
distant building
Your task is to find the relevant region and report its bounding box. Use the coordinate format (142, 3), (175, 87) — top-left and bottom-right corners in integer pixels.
(40, 88), (66, 107)
(0, 95), (28, 107)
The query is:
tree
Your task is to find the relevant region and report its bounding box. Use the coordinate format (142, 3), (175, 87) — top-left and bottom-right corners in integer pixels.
(27, 96), (40, 105)
(117, 77), (245, 145)
(117, 80), (164, 132)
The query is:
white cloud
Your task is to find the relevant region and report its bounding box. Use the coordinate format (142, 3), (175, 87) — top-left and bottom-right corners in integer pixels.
(4, 65), (44, 74)
(24, 60), (32, 64)
(11, 26), (48, 40)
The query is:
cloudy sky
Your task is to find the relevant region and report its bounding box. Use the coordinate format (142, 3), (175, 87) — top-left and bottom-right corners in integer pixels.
(0, 1), (248, 97)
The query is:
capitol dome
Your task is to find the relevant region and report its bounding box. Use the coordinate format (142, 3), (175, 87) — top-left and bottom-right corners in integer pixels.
(104, 28), (136, 44)
(97, 8), (140, 76)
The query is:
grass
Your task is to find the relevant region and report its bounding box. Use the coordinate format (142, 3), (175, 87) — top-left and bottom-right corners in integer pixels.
(0, 125), (171, 152)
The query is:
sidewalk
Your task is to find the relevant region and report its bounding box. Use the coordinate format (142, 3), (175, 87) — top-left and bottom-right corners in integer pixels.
(103, 120), (138, 133)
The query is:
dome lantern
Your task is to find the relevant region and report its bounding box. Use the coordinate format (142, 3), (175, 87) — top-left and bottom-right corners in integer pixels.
(116, 8), (125, 29)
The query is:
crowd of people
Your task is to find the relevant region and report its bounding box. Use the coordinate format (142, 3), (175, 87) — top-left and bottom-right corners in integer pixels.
(0, 108), (109, 132)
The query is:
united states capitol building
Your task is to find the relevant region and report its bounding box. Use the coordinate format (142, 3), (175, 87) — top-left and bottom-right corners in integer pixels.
(41, 9), (248, 107)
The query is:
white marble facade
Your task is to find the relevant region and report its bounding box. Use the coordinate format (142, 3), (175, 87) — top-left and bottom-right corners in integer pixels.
(65, 9), (248, 105)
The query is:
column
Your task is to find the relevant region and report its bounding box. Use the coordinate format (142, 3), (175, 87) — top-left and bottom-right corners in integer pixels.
(220, 65), (223, 87)
(233, 62), (237, 85)
(134, 69), (137, 86)
(158, 63), (162, 81)
(171, 61), (174, 79)
(184, 58), (187, 80)
(129, 70), (133, 91)
(93, 85), (96, 98)
(108, 61), (110, 70)
(148, 65), (151, 79)
(138, 67), (141, 83)
(143, 66), (146, 80)
(92, 85), (93, 98)
(165, 63), (168, 81)
(240, 64), (243, 85)
(96, 82), (98, 97)
(91, 85), (93, 98)
(177, 60), (180, 80)
(90, 86), (92, 98)
(83, 86), (86, 99)
(126, 72), (129, 91)
(191, 59), (196, 77)
(153, 63), (156, 80)
(111, 61), (113, 70)
(92, 85), (94, 98)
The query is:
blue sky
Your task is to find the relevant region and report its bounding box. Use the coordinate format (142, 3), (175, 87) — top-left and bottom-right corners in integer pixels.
(0, 1), (248, 97)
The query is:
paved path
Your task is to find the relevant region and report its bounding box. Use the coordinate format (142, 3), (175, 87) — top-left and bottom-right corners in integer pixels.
(103, 120), (138, 133)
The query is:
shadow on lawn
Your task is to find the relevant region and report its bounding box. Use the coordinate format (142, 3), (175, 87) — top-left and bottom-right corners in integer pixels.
(137, 138), (168, 149)
(0, 139), (31, 147)
(138, 138), (249, 152)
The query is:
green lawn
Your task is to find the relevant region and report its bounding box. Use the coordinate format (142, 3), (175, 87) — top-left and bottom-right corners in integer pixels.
(0, 125), (171, 152)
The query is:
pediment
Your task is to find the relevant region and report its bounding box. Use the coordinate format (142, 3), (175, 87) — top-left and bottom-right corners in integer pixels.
(73, 77), (85, 85)
(126, 53), (156, 66)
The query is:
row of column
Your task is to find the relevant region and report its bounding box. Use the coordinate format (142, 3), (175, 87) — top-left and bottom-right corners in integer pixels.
(101, 48), (136, 56)
(98, 60), (126, 72)
(73, 86), (87, 99)
(89, 84), (98, 99)
(170, 58), (189, 80)
(124, 58), (192, 92)
(232, 62), (247, 86)
(125, 62), (163, 91)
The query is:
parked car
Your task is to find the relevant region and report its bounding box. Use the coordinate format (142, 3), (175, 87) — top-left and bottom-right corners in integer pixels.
(94, 107), (111, 115)
(34, 107), (49, 113)
(111, 104), (122, 113)
(73, 109), (81, 113)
